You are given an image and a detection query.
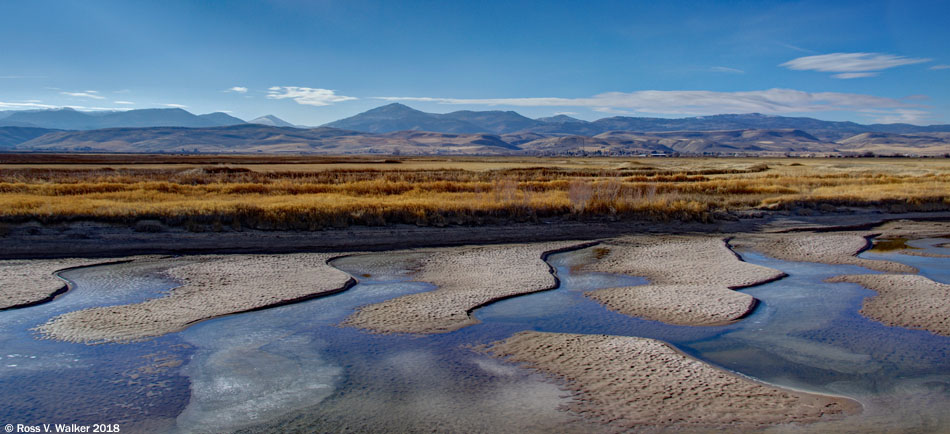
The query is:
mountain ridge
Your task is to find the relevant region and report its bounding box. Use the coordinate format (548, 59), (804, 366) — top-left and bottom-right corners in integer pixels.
(7, 124), (948, 156)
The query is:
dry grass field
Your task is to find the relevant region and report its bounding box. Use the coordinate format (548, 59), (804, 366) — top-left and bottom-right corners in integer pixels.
(0, 155), (947, 230)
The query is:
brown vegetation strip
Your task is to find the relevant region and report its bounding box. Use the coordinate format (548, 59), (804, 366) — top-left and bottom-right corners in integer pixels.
(1, 158), (947, 230)
(38, 253), (352, 343)
(827, 274), (950, 337)
(344, 242), (586, 334)
(0, 258), (123, 310)
(732, 233), (916, 273)
(583, 236), (784, 325)
(488, 331), (859, 430)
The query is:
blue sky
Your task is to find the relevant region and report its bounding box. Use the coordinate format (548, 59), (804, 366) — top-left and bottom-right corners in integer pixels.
(1, 0), (948, 125)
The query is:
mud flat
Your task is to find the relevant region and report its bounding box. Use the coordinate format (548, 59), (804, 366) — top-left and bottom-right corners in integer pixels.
(0, 258), (125, 310)
(583, 236), (784, 326)
(827, 274), (950, 337)
(731, 233), (915, 273)
(38, 253), (353, 343)
(489, 331), (859, 430)
(344, 242), (587, 334)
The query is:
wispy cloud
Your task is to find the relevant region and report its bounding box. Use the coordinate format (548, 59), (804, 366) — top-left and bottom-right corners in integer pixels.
(832, 72), (878, 79)
(267, 86), (356, 106)
(0, 101), (132, 111)
(374, 88), (918, 117)
(710, 66), (744, 74)
(930, 64), (950, 70)
(0, 101), (58, 110)
(61, 90), (106, 100)
(778, 43), (816, 54)
(163, 103), (188, 109)
(862, 109), (930, 125)
(113, 100), (135, 105)
(780, 52), (931, 78)
(226, 86), (248, 93)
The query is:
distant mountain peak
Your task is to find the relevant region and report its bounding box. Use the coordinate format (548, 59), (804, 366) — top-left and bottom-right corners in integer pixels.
(537, 114), (586, 124)
(367, 102), (425, 114)
(249, 115), (295, 127)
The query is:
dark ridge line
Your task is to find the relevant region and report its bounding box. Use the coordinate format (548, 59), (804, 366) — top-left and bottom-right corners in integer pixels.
(461, 241), (603, 318)
(181, 278), (359, 328)
(327, 241), (603, 335)
(5, 211), (950, 261)
(0, 259), (135, 312)
(180, 253), (362, 328)
(720, 237), (788, 323)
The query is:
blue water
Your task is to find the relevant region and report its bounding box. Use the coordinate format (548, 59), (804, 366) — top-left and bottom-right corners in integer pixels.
(1, 239), (949, 432)
(0, 259), (196, 430)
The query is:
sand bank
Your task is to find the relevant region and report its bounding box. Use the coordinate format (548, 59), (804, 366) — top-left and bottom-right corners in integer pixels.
(0, 258), (125, 310)
(873, 220), (950, 240)
(344, 242), (588, 334)
(489, 331), (859, 430)
(38, 253), (353, 343)
(732, 233), (916, 273)
(583, 236), (784, 326)
(827, 274), (950, 337)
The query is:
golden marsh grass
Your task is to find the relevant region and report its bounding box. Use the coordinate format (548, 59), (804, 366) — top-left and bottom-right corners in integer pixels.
(0, 156), (947, 230)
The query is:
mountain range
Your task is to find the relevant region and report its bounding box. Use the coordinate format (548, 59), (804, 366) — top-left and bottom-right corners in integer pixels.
(325, 103), (950, 140)
(0, 108), (296, 130)
(1, 103), (949, 156)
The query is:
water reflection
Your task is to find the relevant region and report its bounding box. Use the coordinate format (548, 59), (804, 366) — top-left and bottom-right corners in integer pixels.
(0, 239), (948, 432)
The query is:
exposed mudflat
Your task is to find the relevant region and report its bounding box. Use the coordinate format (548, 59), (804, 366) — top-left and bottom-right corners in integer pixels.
(344, 242), (587, 334)
(0, 258), (124, 310)
(582, 236), (784, 326)
(37, 254), (352, 343)
(489, 331), (860, 430)
(732, 233), (916, 273)
(827, 274), (950, 337)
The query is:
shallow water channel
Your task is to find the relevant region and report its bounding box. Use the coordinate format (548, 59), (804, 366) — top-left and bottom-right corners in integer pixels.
(1, 239), (949, 432)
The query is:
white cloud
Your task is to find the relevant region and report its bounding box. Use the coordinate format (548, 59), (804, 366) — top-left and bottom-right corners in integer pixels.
(710, 66), (744, 74)
(832, 72), (878, 79)
(227, 86), (248, 93)
(780, 52), (931, 77)
(930, 64), (950, 70)
(0, 101), (58, 110)
(862, 109), (930, 125)
(163, 103), (188, 109)
(374, 88), (918, 117)
(553, 111), (578, 116)
(267, 86), (356, 106)
(61, 90), (105, 100)
(113, 100), (135, 105)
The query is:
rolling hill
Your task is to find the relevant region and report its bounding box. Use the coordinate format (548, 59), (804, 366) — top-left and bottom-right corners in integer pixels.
(2, 103), (949, 156)
(8, 123), (949, 156)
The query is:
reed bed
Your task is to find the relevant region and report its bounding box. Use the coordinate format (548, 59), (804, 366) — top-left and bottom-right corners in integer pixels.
(0, 158), (947, 230)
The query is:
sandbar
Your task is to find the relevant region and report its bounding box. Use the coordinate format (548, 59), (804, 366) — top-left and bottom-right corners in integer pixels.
(826, 274), (950, 337)
(38, 253), (353, 343)
(489, 331), (859, 430)
(0, 258), (124, 310)
(583, 236), (784, 326)
(344, 242), (588, 334)
(732, 233), (915, 273)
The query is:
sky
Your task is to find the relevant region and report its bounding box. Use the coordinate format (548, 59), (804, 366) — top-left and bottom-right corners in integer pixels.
(1, 0), (949, 126)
